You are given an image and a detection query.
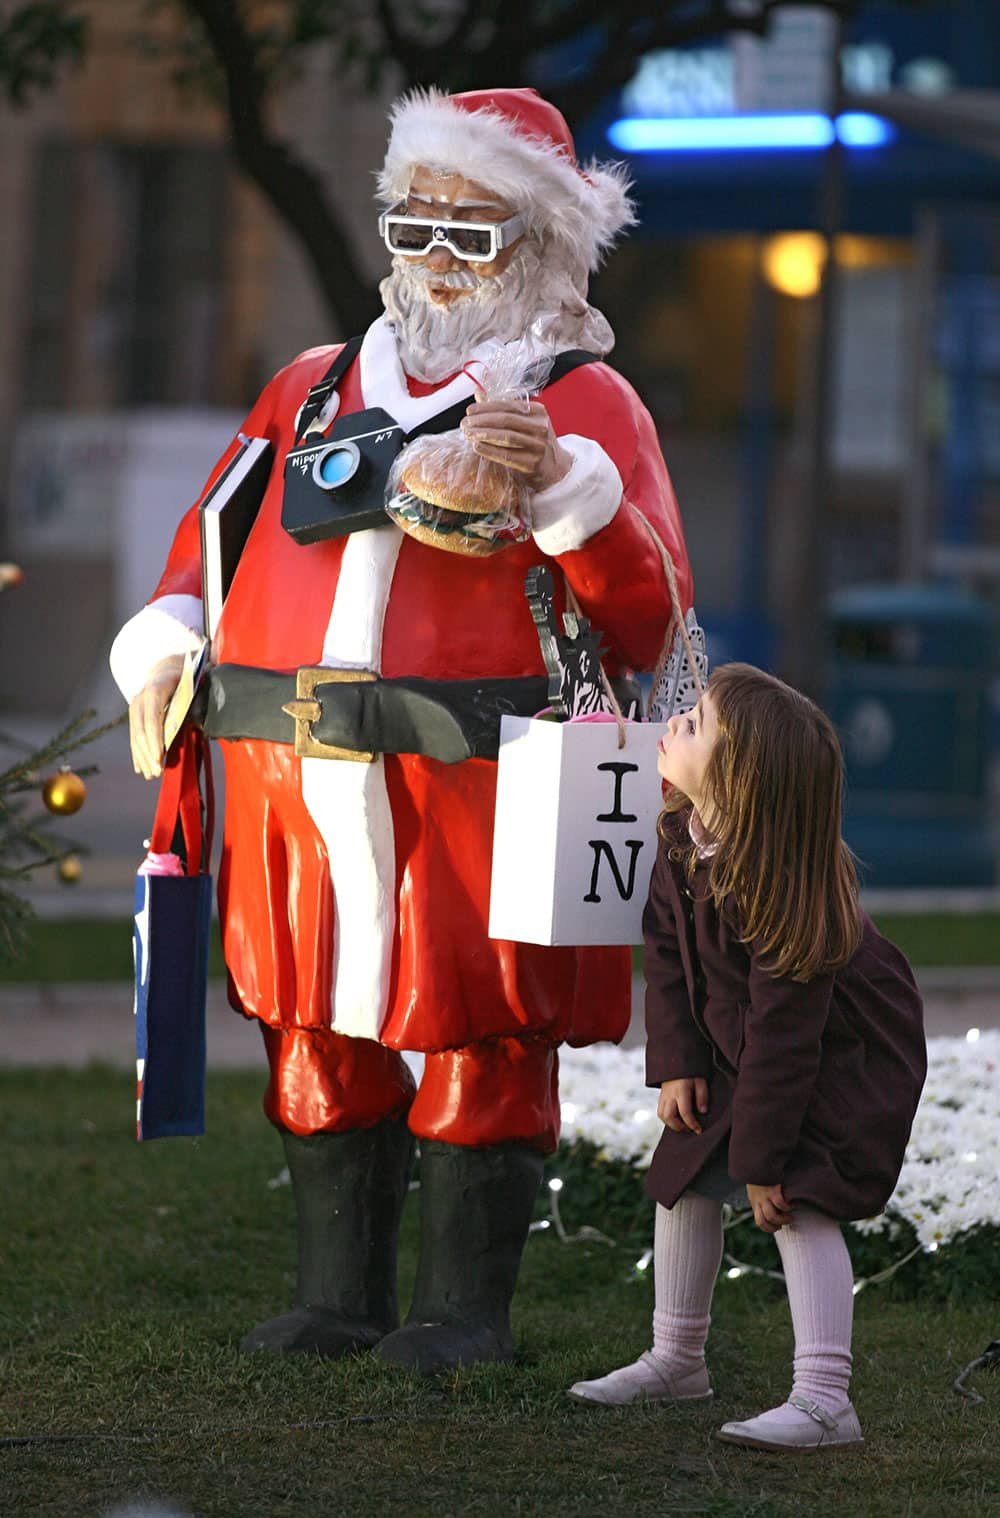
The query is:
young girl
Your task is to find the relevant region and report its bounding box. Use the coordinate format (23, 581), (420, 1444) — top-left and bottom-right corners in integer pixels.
(568, 663), (926, 1452)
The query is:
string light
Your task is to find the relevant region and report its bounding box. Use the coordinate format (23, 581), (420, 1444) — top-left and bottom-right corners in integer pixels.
(847, 1241), (925, 1296)
(539, 1175), (617, 1248)
(533, 1176), (953, 1295)
(720, 1224), (944, 1295)
(723, 1205), (753, 1231)
(543, 1027), (997, 1290)
(721, 1250), (784, 1285)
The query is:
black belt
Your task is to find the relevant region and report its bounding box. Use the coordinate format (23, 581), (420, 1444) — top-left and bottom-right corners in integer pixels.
(200, 663), (551, 764)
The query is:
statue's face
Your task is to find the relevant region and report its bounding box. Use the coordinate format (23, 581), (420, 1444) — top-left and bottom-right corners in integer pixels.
(397, 165), (525, 307)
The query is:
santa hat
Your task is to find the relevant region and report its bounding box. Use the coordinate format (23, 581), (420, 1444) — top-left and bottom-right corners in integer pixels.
(377, 86), (636, 272)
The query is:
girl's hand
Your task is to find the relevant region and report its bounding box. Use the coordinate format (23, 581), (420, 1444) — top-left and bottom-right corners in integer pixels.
(658, 1078), (710, 1134)
(746, 1182), (795, 1234)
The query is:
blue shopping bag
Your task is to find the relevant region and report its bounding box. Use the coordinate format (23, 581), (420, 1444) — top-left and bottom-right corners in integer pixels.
(133, 725), (213, 1140)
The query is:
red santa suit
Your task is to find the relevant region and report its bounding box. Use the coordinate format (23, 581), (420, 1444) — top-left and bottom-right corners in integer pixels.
(110, 95), (694, 1153)
(114, 320), (690, 1037)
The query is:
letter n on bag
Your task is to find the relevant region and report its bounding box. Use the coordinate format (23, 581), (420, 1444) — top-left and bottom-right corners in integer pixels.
(488, 716), (664, 946)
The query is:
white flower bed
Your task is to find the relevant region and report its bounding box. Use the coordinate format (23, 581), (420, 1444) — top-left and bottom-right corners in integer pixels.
(558, 1029), (1000, 1251)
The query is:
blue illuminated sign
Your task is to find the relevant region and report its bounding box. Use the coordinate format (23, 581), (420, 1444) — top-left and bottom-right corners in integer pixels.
(607, 113), (894, 153)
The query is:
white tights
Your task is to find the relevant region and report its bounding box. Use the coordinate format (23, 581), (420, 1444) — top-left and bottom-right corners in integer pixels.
(650, 1192), (854, 1415)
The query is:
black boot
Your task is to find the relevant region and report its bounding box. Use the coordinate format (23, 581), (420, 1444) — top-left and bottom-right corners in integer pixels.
(374, 1138), (544, 1374)
(241, 1115), (414, 1358)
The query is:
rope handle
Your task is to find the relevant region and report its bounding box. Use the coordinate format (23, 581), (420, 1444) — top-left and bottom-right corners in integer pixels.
(564, 504), (704, 749)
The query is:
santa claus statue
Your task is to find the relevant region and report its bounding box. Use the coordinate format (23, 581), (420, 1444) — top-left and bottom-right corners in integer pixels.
(111, 86), (696, 1373)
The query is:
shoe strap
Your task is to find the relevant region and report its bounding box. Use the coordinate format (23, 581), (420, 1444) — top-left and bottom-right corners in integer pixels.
(639, 1350), (693, 1396)
(788, 1394), (837, 1431)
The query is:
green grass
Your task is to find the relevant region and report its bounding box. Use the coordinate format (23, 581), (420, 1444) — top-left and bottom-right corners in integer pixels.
(868, 914), (1000, 970)
(3, 911), (1000, 983)
(0, 917), (227, 982)
(3, 1069), (998, 1518)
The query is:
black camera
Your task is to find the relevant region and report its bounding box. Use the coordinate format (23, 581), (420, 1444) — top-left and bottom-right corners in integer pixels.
(282, 406), (405, 545)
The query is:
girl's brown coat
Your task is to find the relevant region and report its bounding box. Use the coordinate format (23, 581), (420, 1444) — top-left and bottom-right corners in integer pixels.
(643, 821), (927, 1219)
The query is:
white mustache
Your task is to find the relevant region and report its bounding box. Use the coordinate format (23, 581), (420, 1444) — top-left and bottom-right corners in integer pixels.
(380, 240), (616, 384)
(398, 261), (480, 291)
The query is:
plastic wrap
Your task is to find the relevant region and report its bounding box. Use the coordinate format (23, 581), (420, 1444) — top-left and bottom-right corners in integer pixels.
(385, 339), (556, 558)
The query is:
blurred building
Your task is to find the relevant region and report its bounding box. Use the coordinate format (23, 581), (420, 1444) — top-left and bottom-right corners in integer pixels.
(0, 1), (391, 712)
(572, 0), (1000, 884)
(578, 0), (1000, 679)
(2, 0), (1000, 731)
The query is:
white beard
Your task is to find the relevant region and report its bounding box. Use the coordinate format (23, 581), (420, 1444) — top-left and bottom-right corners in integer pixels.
(379, 240), (616, 384)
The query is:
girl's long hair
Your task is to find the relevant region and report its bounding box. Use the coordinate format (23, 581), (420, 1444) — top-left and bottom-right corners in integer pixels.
(663, 662), (861, 980)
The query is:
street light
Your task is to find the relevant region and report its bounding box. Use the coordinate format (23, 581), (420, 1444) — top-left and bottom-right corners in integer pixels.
(762, 232), (827, 299)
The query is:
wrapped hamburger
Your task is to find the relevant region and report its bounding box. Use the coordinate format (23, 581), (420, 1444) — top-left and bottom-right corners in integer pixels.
(385, 342), (554, 558)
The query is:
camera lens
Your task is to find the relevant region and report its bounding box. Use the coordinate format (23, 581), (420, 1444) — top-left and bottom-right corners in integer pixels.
(312, 440), (362, 491)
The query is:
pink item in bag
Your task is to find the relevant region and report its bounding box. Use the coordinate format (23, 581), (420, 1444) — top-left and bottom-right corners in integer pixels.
(137, 851), (184, 877)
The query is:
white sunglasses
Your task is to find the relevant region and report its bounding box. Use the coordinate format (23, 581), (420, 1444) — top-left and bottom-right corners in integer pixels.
(378, 203), (526, 263)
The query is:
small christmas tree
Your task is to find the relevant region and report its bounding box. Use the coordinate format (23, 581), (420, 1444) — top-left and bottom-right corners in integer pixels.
(0, 709), (126, 961)
(0, 563), (125, 959)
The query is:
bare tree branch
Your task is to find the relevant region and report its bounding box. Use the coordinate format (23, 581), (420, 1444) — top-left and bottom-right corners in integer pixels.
(375, 0), (489, 88)
(183, 0), (380, 335)
(10, 0), (889, 338)
(373, 0), (429, 82)
(443, 0), (491, 57)
(365, 0), (786, 124)
(532, 0), (654, 55)
(549, 1), (774, 127)
(0, 0), (88, 107)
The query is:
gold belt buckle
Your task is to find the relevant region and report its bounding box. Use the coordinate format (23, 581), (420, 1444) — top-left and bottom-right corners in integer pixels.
(282, 666), (377, 761)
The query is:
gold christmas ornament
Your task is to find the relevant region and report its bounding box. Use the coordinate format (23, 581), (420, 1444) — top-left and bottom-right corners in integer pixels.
(42, 769), (87, 816)
(58, 854), (83, 884)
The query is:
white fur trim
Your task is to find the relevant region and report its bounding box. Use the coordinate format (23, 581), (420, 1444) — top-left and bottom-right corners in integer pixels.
(109, 595), (205, 703)
(301, 313), (518, 1036)
(301, 756), (397, 1041)
(307, 322), (538, 1035)
(378, 89), (636, 272)
(297, 406), (407, 1038)
(359, 315), (481, 433)
(320, 518), (403, 672)
(530, 435), (622, 556)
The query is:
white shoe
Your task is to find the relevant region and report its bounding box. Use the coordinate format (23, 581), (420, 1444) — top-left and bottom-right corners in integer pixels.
(717, 1395), (863, 1452)
(568, 1352), (713, 1406)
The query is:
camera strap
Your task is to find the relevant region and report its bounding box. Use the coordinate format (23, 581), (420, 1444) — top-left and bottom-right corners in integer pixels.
(294, 340), (600, 448)
(294, 335), (364, 445)
(402, 347), (601, 441)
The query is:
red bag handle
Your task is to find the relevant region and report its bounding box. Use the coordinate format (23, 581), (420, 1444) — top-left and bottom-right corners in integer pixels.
(148, 725), (214, 874)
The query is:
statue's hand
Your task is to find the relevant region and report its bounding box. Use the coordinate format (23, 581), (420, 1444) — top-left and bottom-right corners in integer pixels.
(128, 654), (186, 779)
(461, 398), (572, 491)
